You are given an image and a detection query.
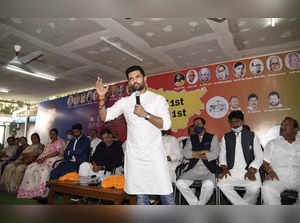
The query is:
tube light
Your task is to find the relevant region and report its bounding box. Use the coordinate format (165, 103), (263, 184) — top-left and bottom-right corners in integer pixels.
(100, 37), (143, 62)
(0, 88), (9, 93)
(6, 65), (56, 81)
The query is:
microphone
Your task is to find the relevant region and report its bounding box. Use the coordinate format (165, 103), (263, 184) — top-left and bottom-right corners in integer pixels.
(136, 91), (140, 104)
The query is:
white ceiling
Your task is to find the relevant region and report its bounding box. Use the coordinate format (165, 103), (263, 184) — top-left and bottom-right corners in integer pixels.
(0, 18), (300, 103)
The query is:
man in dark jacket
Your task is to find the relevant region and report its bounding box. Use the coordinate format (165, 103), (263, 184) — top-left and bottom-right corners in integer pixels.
(176, 117), (221, 205)
(79, 128), (123, 178)
(50, 123), (90, 180)
(218, 111), (263, 205)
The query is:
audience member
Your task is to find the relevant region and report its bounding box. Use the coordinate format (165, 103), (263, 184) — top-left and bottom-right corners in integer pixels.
(176, 117), (221, 205)
(218, 111), (263, 205)
(162, 130), (183, 183)
(262, 117), (300, 205)
(79, 128), (123, 179)
(0, 137), (18, 175)
(1, 133), (44, 193)
(50, 123), (90, 180)
(88, 129), (101, 158)
(17, 128), (65, 200)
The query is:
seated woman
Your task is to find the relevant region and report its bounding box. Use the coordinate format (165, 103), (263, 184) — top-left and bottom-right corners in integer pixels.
(17, 128), (65, 199)
(0, 133), (44, 193)
(79, 128), (124, 180)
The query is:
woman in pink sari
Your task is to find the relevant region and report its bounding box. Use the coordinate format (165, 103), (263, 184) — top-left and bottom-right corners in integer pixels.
(17, 128), (65, 199)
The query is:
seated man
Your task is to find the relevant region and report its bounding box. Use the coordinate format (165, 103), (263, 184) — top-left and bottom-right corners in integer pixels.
(262, 117), (300, 205)
(50, 123), (90, 180)
(0, 137), (28, 176)
(88, 129), (101, 158)
(162, 130), (183, 183)
(176, 117), (221, 205)
(79, 128), (123, 180)
(0, 136), (18, 175)
(218, 111), (263, 205)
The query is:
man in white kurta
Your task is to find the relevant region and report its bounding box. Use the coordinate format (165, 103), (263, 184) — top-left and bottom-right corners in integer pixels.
(262, 117), (300, 205)
(162, 132), (183, 183)
(96, 65), (174, 205)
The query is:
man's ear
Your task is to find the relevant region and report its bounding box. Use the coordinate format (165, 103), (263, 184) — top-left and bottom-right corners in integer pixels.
(144, 76), (147, 82)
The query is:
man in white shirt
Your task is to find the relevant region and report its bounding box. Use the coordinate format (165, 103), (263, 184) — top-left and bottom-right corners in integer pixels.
(88, 129), (101, 158)
(218, 110), (263, 205)
(162, 131), (183, 183)
(96, 65), (174, 205)
(262, 117), (300, 205)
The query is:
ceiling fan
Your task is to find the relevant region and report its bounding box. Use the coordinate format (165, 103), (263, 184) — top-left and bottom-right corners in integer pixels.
(3, 45), (56, 81)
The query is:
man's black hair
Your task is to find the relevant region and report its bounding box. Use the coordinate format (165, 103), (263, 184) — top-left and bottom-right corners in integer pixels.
(228, 110), (244, 121)
(125, 65), (145, 80)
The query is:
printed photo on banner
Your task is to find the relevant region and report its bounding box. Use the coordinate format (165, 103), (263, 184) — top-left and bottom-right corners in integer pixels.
(118, 84), (126, 96)
(266, 55), (283, 72)
(74, 94), (80, 105)
(87, 91), (93, 103)
(216, 64), (229, 80)
(80, 93), (86, 104)
(173, 72), (185, 86)
(247, 93), (259, 112)
(199, 67), (211, 82)
(67, 95), (73, 107)
(285, 52), (300, 70)
(186, 70), (198, 84)
(93, 91), (98, 102)
(233, 61), (246, 78)
(229, 96), (241, 111)
(268, 91), (283, 108)
(249, 58), (264, 75)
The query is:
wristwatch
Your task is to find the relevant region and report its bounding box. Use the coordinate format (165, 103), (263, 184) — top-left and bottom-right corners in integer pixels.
(144, 113), (151, 120)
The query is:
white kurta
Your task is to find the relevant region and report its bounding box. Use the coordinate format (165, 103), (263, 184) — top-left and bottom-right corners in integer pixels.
(90, 137), (102, 156)
(162, 135), (183, 182)
(105, 90), (172, 194)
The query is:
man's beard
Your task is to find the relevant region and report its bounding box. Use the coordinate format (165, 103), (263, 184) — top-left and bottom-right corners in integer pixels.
(128, 82), (145, 93)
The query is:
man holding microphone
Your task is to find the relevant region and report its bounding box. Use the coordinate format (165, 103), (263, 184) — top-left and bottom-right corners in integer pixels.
(96, 65), (174, 205)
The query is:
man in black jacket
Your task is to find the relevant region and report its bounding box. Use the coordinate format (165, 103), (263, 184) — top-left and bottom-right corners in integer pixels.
(176, 117), (221, 205)
(79, 128), (123, 179)
(50, 123), (90, 180)
(218, 111), (263, 205)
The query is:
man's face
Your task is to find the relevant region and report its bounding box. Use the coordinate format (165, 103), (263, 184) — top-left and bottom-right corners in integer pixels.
(89, 130), (97, 138)
(234, 65), (244, 77)
(248, 97), (258, 109)
(218, 66), (226, 79)
(229, 118), (243, 129)
(73, 129), (81, 138)
(188, 72), (195, 82)
(254, 63), (262, 73)
(269, 94), (280, 107)
(280, 119), (297, 138)
(230, 97), (239, 109)
(7, 138), (15, 146)
(270, 57), (280, 72)
(202, 70), (209, 81)
(19, 138), (27, 146)
(128, 70), (145, 92)
(102, 133), (113, 146)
